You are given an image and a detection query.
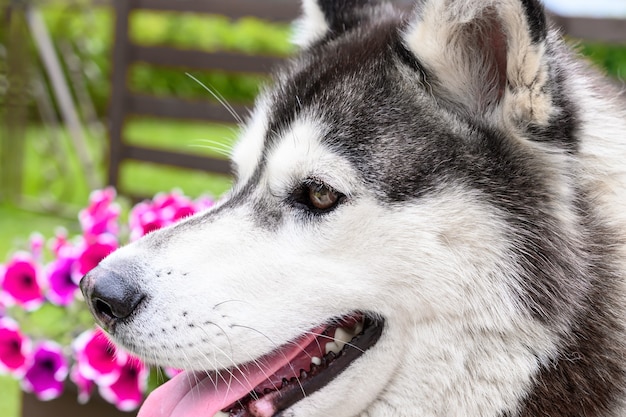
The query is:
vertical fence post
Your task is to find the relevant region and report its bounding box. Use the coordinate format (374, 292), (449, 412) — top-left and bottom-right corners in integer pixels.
(1, 3), (29, 205)
(107, 0), (132, 189)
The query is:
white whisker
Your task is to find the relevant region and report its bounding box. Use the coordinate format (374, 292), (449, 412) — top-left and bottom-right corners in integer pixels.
(186, 73), (244, 125)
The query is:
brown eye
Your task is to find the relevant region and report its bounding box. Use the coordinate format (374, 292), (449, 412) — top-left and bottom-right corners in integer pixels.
(309, 183), (339, 210)
(290, 180), (344, 214)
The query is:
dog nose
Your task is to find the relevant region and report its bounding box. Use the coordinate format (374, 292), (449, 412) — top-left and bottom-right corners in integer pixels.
(80, 266), (144, 331)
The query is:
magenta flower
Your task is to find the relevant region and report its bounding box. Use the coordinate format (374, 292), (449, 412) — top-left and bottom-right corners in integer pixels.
(129, 191), (205, 240)
(129, 201), (163, 241)
(1, 189), (219, 411)
(79, 187), (120, 237)
(46, 252), (79, 306)
(194, 195), (215, 212)
(29, 233), (45, 260)
(22, 341), (68, 401)
(70, 363), (95, 404)
(75, 234), (118, 278)
(153, 192), (196, 222)
(99, 355), (149, 411)
(49, 229), (67, 256)
(73, 328), (126, 386)
(0, 252), (45, 311)
(0, 317), (31, 377)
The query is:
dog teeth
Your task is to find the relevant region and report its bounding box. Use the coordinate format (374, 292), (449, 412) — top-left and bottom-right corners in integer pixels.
(334, 327), (353, 345)
(353, 321), (364, 335)
(325, 341), (340, 354)
(324, 321), (364, 355)
(209, 320), (367, 417)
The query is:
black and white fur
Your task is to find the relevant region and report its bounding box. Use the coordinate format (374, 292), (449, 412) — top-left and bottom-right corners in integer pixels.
(82, 0), (626, 416)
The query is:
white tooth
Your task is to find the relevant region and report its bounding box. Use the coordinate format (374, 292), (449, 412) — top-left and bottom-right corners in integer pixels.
(354, 321), (364, 335)
(335, 327), (353, 344)
(212, 412), (229, 417)
(311, 356), (322, 366)
(325, 342), (340, 354)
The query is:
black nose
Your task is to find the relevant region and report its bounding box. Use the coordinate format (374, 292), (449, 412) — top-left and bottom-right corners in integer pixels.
(80, 266), (144, 332)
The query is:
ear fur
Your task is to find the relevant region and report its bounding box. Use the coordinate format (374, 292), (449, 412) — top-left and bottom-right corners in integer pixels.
(403, 0), (553, 125)
(293, 0), (385, 48)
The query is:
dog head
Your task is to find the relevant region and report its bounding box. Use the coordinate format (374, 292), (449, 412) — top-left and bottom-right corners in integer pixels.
(81, 1), (591, 416)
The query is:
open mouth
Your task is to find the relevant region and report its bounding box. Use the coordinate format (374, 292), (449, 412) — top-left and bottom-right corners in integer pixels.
(137, 313), (384, 417)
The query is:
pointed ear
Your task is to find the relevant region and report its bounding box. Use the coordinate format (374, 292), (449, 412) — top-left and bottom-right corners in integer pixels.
(403, 0), (552, 125)
(293, 0), (381, 48)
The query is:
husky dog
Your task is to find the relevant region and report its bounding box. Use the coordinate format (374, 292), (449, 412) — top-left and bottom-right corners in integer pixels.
(81, 0), (626, 416)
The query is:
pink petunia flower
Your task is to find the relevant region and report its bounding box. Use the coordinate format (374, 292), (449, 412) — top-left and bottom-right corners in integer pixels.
(22, 341), (69, 401)
(154, 192), (196, 222)
(194, 195), (216, 212)
(129, 190), (205, 241)
(73, 328), (126, 386)
(74, 234), (118, 279)
(45, 250), (80, 306)
(70, 363), (95, 404)
(99, 355), (149, 412)
(0, 252), (45, 311)
(29, 233), (45, 260)
(49, 228), (70, 258)
(0, 317), (31, 377)
(79, 187), (120, 238)
(129, 201), (163, 241)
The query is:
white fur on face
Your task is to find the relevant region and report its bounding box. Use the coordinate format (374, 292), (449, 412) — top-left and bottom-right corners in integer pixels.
(101, 111), (561, 416)
(231, 93), (272, 188)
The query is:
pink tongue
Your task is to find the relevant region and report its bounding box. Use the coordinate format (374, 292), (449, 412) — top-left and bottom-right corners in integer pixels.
(137, 330), (323, 417)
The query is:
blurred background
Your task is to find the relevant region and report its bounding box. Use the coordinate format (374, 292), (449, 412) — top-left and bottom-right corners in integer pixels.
(0, 0), (625, 416)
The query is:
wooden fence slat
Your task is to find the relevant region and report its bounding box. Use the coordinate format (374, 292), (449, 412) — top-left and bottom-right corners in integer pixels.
(131, 45), (285, 73)
(124, 145), (232, 174)
(131, 0), (300, 21)
(126, 93), (249, 123)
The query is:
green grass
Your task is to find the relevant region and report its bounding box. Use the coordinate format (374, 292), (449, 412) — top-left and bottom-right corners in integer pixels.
(0, 204), (80, 258)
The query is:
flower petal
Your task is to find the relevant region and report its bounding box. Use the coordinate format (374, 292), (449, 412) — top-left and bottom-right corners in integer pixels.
(22, 341), (68, 401)
(0, 253), (44, 311)
(98, 356), (149, 411)
(73, 328), (126, 385)
(0, 317), (31, 376)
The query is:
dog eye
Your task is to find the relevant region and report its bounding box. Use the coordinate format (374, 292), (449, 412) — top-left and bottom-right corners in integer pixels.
(309, 183), (339, 210)
(291, 181), (343, 213)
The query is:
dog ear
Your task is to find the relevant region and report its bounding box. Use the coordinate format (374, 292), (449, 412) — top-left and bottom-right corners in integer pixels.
(403, 0), (553, 125)
(293, 0), (380, 47)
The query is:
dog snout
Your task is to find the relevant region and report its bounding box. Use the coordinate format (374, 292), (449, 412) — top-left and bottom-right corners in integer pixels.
(80, 266), (145, 332)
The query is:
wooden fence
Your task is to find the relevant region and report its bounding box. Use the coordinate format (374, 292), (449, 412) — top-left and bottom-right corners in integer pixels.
(107, 0), (300, 198)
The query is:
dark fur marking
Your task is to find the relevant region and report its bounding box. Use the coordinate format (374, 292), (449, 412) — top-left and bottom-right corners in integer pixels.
(512, 211), (626, 416)
(394, 37), (425, 74)
(315, 0), (379, 40)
